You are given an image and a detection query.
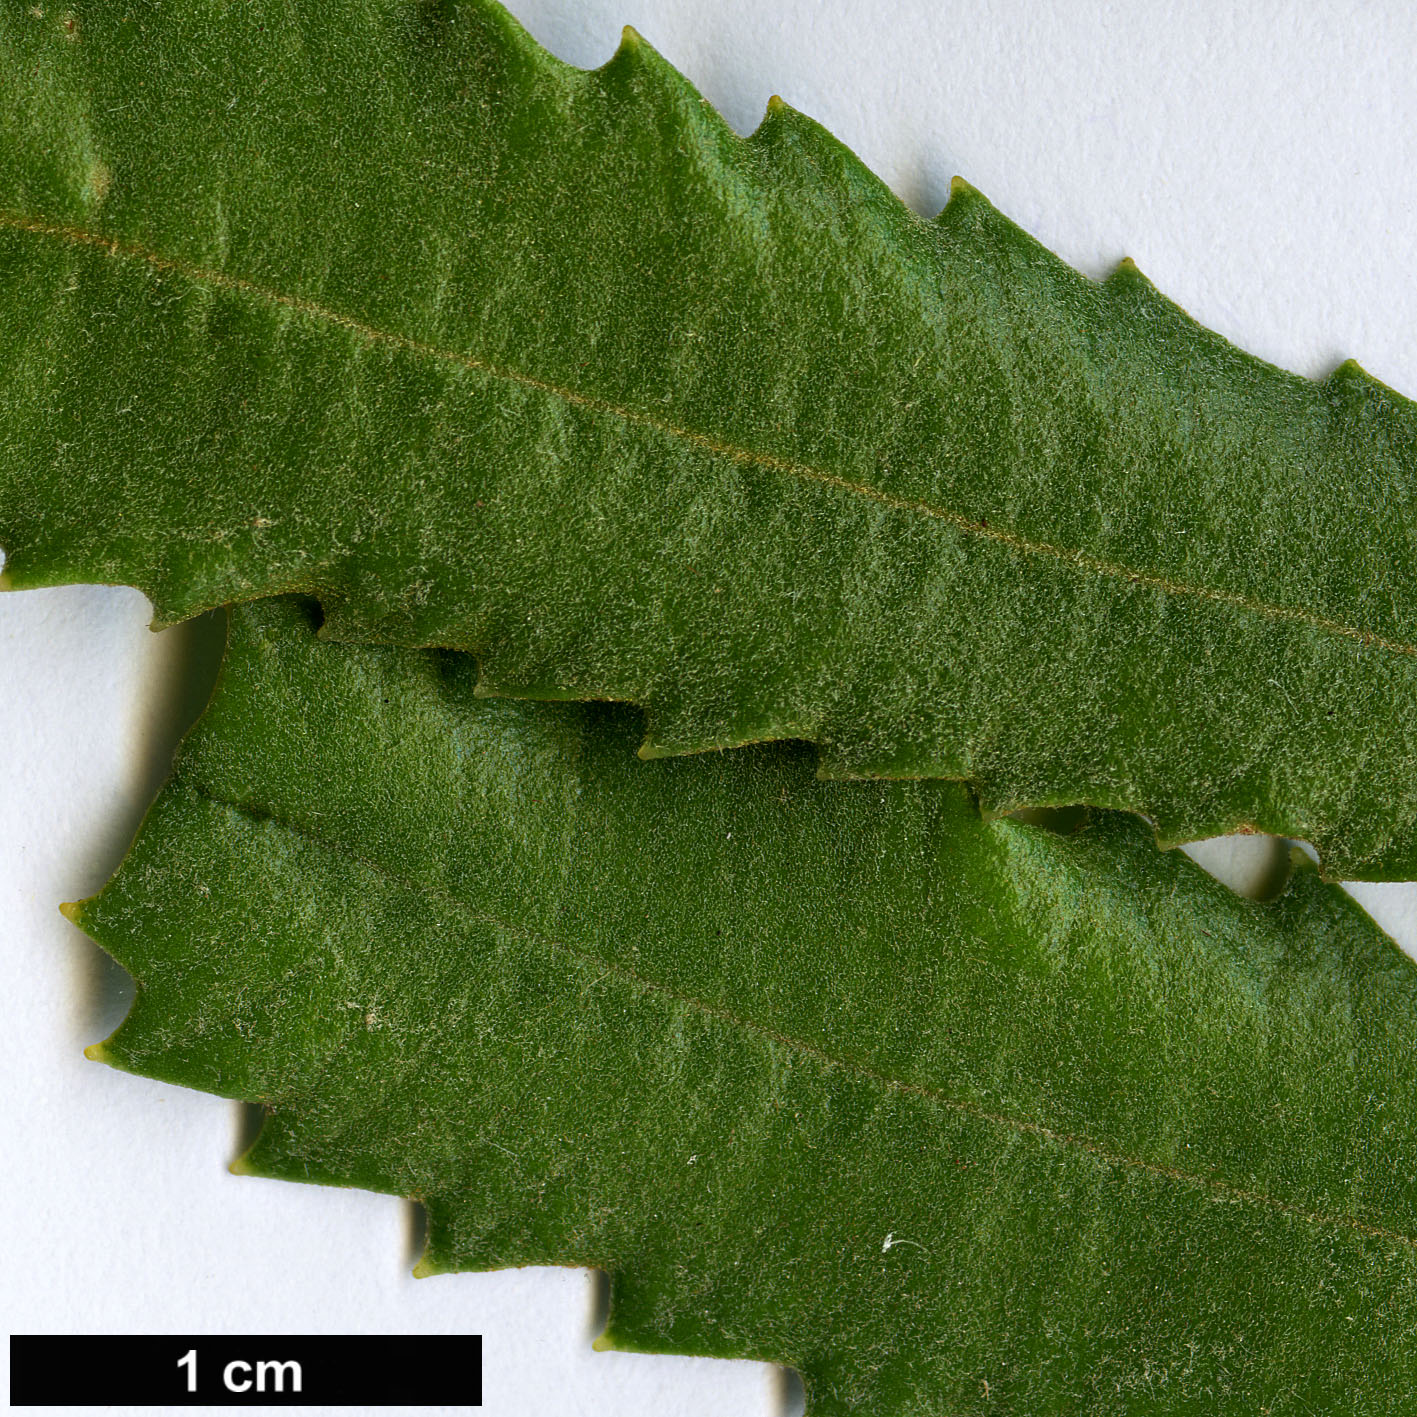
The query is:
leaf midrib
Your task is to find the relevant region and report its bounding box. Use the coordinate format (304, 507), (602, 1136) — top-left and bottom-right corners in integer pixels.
(177, 774), (1417, 1250)
(6, 208), (1411, 660)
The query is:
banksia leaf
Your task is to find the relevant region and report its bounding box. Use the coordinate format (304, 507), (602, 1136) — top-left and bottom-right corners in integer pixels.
(2, 1), (1416, 875)
(74, 598), (1417, 1414)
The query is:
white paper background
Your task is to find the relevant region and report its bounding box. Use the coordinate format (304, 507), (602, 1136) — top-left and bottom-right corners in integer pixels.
(4, 2), (1417, 1413)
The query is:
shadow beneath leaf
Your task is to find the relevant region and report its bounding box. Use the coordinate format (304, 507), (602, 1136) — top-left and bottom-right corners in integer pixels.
(1007, 803), (1091, 836)
(1182, 831), (1293, 901)
(586, 1267), (611, 1343)
(232, 1100), (266, 1164)
(405, 1199), (430, 1271)
(82, 951), (136, 1043)
(777, 1366), (806, 1417)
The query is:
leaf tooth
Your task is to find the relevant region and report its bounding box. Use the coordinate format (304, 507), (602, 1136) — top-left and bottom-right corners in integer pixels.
(78, 1003), (155, 1080)
(62, 890), (150, 978)
(598, 19), (680, 90)
(592, 18), (750, 176)
(1103, 254), (1171, 305)
(227, 1149), (260, 1179)
(61, 888), (142, 972)
(929, 172), (988, 226)
(1324, 354), (1408, 407)
(227, 1109), (291, 1183)
(1327, 356), (1371, 384)
(946, 172), (982, 204)
(745, 88), (799, 138)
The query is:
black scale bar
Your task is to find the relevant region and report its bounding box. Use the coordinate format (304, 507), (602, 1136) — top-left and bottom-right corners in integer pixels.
(9, 1334), (482, 1407)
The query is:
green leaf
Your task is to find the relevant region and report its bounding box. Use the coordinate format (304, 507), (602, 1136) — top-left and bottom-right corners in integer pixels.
(3, 1), (1417, 877)
(75, 597), (1417, 1413)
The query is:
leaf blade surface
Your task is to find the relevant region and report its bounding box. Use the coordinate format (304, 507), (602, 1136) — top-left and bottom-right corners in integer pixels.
(77, 598), (1417, 1413)
(3, 1), (1417, 873)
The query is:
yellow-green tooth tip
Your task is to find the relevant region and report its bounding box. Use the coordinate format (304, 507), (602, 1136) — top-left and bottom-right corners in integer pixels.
(59, 900), (82, 924)
(766, 93), (786, 113)
(83, 1042), (108, 1063)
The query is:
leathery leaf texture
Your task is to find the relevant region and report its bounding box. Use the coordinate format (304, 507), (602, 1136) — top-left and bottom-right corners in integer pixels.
(2, 3), (1417, 877)
(76, 598), (1417, 1415)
